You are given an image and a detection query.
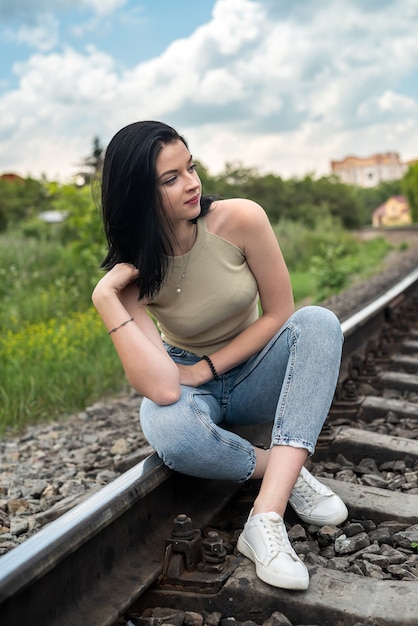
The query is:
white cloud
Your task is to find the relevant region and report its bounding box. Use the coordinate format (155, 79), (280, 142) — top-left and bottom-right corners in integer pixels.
(378, 90), (417, 113)
(211, 0), (263, 54)
(14, 13), (59, 51)
(0, 46), (119, 176)
(1, 0), (418, 180)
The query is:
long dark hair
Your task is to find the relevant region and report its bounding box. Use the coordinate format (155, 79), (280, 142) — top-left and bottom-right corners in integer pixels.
(100, 121), (212, 300)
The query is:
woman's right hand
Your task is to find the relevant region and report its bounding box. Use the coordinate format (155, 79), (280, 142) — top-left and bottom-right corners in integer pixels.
(93, 263), (139, 302)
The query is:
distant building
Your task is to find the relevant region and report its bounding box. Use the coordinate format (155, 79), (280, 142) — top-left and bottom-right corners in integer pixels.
(330, 152), (409, 188)
(0, 172), (25, 183)
(39, 210), (68, 224)
(372, 195), (412, 227)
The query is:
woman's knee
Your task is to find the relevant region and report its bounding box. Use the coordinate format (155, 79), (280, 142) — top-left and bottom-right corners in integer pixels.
(140, 401), (176, 454)
(139, 394), (213, 472)
(291, 306), (343, 343)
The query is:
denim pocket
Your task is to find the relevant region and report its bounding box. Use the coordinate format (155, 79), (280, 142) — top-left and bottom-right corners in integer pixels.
(164, 343), (199, 365)
(165, 344), (188, 358)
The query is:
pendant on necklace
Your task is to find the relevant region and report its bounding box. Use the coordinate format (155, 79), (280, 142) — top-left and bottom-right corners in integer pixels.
(176, 271), (186, 293)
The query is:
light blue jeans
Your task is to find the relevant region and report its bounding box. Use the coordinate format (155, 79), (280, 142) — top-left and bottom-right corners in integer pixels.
(140, 306), (343, 482)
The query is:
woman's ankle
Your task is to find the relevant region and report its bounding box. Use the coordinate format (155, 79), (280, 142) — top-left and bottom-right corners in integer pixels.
(251, 497), (285, 518)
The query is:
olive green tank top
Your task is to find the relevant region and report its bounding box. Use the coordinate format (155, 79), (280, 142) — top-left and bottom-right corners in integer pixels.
(146, 217), (259, 356)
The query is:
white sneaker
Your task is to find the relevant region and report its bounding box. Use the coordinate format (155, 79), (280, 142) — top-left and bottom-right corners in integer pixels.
(289, 466), (348, 526)
(237, 510), (309, 590)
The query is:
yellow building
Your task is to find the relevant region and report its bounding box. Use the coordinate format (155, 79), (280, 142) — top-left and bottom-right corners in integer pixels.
(372, 195), (412, 227)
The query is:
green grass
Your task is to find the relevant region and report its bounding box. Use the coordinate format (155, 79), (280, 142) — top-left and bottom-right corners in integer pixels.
(0, 309), (125, 430)
(289, 271), (317, 304)
(0, 234), (101, 328)
(0, 232), (125, 433)
(350, 236), (396, 281)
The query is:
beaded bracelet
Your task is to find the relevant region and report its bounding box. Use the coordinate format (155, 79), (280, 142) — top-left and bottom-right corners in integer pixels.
(107, 317), (134, 335)
(202, 355), (220, 380)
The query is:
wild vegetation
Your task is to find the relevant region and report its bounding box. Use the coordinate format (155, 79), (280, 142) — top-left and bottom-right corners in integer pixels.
(0, 155), (417, 432)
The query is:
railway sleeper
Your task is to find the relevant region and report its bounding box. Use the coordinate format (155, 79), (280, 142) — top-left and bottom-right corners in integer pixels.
(378, 370), (418, 393)
(315, 425), (418, 466)
(355, 395), (418, 422)
(339, 328), (417, 388)
(136, 559), (418, 626)
(389, 353), (418, 373)
(399, 340), (418, 354)
(328, 389), (418, 423)
(318, 477), (418, 526)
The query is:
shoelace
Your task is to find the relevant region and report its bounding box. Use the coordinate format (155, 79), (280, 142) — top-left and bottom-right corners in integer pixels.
(260, 516), (296, 558)
(294, 468), (331, 505)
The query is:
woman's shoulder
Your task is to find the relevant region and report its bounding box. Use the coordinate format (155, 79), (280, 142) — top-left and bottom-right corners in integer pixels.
(206, 198), (265, 222)
(211, 197), (262, 214)
(207, 197), (266, 227)
(206, 198), (270, 244)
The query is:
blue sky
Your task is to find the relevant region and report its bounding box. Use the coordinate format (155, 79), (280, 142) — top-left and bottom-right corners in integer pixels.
(1, 0), (418, 181)
(0, 1), (215, 89)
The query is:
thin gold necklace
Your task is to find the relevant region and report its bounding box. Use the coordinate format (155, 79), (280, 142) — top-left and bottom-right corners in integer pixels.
(175, 223), (197, 294)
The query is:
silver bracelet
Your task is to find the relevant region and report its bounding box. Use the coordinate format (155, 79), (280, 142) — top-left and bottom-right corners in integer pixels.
(107, 317), (134, 335)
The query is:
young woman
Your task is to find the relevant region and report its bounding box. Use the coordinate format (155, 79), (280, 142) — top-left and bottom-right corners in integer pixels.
(92, 120), (348, 591)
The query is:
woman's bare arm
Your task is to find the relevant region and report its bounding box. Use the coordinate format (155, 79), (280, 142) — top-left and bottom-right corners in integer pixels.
(92, 264), (181, 405)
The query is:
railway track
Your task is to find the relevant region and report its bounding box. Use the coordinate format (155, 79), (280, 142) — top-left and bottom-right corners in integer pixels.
(0, 268), (417, 626)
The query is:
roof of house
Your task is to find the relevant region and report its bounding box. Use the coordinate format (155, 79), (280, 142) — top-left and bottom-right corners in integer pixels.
(0, 172), (25, 183)
(373, 195), (409, 217)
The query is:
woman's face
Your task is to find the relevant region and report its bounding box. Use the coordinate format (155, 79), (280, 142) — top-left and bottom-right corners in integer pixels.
(155, 140), (202, 225)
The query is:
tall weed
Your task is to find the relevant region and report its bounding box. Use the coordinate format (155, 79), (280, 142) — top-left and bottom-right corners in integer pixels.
(0, 308), (124, 431)
(274, 218), (391, 301)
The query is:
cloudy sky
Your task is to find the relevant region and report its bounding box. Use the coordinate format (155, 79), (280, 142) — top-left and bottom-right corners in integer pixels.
(1, 0), (418, 181)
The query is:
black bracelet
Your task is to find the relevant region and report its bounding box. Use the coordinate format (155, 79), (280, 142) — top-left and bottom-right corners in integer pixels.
(202, 355), (220, 380)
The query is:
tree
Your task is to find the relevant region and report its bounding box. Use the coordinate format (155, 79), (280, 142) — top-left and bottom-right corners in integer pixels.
(402, 163), (418, 223)
(195, 161), (367, 228)
(76, 136), (104, 186)
(0, 176), (50, 231)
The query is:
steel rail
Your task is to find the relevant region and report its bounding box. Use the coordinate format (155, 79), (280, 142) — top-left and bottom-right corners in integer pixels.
(338, 267), (418, 378)
(341, 267), (418, 338)
(0, 453), (168, 598)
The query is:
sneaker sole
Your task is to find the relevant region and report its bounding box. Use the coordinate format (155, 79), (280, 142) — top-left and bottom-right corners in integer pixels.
(290, 500), (349, 526)
(236, 534), (309, 591)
